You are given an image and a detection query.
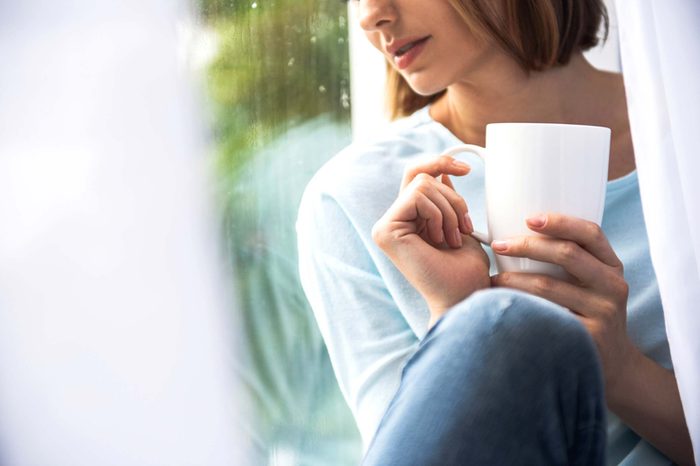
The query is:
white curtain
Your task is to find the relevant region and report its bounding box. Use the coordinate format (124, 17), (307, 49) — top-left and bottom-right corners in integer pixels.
(616, 0), (700, 462)
(0, 1), (246, 464)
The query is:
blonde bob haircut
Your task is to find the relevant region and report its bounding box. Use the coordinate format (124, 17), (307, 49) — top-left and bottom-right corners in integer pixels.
(386, 0), (609, 120)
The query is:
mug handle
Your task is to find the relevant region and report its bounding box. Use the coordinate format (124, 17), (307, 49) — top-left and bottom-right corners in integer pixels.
(440, 144), (491, 246)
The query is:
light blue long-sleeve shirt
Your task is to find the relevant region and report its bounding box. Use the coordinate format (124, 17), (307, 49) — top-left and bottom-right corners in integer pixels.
(297, 105), (673, 464)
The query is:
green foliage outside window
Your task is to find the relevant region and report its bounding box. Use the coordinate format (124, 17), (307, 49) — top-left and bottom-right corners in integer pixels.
(197, 0), (361, 464)
(202, 0), (351, 175)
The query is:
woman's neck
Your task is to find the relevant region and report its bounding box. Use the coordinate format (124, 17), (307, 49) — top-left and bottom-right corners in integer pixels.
(429, 52), (635, 180)
(430, 53), (622, 146)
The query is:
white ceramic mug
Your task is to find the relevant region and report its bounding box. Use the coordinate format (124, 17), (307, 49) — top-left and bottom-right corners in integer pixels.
(441, 123), (611, 278)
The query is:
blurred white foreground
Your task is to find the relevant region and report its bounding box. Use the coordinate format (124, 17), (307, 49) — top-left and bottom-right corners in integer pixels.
(0, 1), (245, 464)
(617, 1), (700, 462)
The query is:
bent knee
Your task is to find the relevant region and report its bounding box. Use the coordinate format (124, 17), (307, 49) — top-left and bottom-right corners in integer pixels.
(429, 289), (592, 356)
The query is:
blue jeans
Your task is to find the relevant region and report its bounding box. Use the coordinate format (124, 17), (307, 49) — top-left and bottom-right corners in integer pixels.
(362, 289), (607, 466)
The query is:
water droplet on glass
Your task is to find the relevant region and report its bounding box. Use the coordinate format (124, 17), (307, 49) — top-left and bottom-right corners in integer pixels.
(338, 37), (345, 44)
(251, 2), (257, 9)
(288, 57), (295, 67)
(319, 85), (327, 93)
(341, 90), (350, 109)
(310, 36), (317, 43)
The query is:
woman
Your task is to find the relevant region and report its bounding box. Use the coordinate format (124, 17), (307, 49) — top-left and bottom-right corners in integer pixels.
(296, 0), (693, 464)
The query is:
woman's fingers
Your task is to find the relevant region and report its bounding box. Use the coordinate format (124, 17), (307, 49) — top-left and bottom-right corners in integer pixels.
(525, 213), (622, 269)
(414, 183), (460, 248)
(439, 174), (472, 233)
(406, 174), (471, 247)
(491, 235), (617, 289)
(414, 192), (446, 245)
(433, 177), (472, 235)
(389, 155), (473, 248)
(401, 155), (470, 189)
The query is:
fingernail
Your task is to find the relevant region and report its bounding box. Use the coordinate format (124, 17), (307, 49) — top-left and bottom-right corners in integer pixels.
(452, 160), (470, 169)
(454, 228), (463, 247)
(464, 213), (473, 232)
(492, 240), (508, 252)
(527, 215), (547, 228)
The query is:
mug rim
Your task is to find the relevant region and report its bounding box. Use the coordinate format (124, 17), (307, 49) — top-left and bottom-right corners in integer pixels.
(486, 122), (610, 132)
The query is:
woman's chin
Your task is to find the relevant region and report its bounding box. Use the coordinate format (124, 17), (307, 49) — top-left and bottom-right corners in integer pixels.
(404, 75), (446, 97)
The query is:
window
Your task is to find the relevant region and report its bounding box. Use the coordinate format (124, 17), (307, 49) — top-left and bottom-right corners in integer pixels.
(193, 1), (361, 464)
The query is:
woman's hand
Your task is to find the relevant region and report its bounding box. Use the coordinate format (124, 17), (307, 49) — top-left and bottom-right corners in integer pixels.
(489, 213), (638, 398)
(372, 156), (490, 327)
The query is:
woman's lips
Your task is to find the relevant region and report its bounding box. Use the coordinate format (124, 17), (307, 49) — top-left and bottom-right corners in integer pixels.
(393, 37), (430, 70)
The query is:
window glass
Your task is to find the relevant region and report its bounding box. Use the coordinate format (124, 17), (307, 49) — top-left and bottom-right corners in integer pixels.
(195, 1), (361, 464)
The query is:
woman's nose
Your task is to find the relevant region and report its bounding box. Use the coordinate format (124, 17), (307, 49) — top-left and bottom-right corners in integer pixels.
(357, 0), (397, 32)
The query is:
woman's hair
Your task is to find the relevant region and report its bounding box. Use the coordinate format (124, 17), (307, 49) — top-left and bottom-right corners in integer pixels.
(386, 0), (609, 119)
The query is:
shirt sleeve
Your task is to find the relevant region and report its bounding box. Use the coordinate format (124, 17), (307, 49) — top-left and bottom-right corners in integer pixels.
(296, 176), (419, 449)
